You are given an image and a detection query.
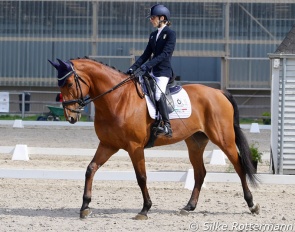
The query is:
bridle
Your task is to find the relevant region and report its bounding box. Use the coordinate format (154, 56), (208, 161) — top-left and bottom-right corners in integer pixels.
(59, 64), (90, 114)
(59, 64), (141, 114)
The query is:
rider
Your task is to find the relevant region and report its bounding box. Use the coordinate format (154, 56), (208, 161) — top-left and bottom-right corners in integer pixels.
(127, 3), (176, 137)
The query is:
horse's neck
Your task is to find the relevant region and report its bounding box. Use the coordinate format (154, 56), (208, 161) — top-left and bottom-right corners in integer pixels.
(89, 72), (137, 118)
(89, 68), (124, 97)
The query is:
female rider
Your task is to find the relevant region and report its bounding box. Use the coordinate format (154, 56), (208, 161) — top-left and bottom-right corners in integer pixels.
(127, 4), (176, 137)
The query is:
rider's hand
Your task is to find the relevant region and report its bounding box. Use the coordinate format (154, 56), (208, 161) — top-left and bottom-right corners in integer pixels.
(126, 68), (134, 75)
(140, 64), (148, 72)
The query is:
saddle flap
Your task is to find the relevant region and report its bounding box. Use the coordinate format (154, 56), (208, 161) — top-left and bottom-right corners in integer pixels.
(145, 88), (192, 120)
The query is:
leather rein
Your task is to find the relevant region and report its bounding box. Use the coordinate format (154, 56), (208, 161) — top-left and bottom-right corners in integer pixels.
(60, 65), (144, 114)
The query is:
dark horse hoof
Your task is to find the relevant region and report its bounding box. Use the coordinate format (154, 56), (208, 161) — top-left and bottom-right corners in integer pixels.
(133, 214), (148, 220)
(249, 203), (260, 215)
(80, 208), (92, 219)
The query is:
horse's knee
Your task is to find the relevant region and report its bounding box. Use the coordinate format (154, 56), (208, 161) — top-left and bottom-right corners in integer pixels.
(136, 174), (147, 187)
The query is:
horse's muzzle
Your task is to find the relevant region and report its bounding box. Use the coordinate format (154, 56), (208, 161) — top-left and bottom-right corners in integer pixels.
(67, 113), (81, 124)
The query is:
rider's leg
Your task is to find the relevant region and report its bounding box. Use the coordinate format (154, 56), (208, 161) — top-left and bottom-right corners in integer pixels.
(153, 75), (169, 102)
(153, 75), (172, 137)
(156, 94), (172, 137)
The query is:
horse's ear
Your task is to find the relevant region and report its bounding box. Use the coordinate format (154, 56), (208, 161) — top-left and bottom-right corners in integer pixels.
(57, 58), (71, 70)
(48, 59), (60, 70)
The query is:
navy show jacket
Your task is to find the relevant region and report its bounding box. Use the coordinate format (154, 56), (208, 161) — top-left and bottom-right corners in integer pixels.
(131, 26), (176, 78)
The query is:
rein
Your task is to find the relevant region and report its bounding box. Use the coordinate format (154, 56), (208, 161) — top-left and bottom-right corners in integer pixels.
(61, 65), (142, 113)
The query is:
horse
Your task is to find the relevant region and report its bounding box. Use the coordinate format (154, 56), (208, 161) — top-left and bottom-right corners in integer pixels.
(48, 57), (260, 220)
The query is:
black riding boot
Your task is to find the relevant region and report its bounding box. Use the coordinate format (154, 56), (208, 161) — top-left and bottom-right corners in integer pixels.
(156, 94), (172, 137)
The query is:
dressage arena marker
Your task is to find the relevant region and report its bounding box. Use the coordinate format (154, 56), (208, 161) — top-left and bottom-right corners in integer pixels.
(12, 144), (29, 161)
(13, 119), (24, 128)
(250, 123), (260, 133)
(185, 169), (206, 190)
(210, 149), (226, 165)
(184, 169), (194, 190)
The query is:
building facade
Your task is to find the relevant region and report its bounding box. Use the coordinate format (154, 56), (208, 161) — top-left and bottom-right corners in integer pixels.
(0, 0), (294, 90)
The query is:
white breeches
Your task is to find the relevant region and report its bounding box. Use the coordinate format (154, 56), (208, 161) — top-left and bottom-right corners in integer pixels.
(151, 74), (169, 101)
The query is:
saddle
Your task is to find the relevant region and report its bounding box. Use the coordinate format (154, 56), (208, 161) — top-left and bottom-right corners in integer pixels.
(141, 73), (182, 113)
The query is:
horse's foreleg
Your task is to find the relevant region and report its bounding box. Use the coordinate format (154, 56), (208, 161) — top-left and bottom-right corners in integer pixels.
(129, 148), (152, 220)
(181, 133), (208, 215)
(181, 165), (206, 215)
(80, 144), (118, 219)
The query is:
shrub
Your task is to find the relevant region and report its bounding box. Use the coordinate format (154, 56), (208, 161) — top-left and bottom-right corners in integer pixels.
(262, 112), (271, 125)
(250, 143), (262, 163)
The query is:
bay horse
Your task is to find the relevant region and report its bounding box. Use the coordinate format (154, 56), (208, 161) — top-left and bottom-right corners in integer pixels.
(48, 57), (260, 220)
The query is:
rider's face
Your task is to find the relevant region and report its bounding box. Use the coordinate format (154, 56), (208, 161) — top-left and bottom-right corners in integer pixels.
(150, 15), (164, 28)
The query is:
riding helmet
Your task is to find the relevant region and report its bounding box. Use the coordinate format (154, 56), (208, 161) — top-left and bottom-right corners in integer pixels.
(147, 4), (170, 21)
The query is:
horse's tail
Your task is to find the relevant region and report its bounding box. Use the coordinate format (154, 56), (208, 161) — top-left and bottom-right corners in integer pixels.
(222, 91), (259, 187)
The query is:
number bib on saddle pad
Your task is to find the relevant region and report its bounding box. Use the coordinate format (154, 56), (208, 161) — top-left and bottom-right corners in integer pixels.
(145, 88), (192, 119)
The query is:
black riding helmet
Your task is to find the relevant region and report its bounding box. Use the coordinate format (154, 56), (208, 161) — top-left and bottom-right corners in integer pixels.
(147, 4), (170, 21)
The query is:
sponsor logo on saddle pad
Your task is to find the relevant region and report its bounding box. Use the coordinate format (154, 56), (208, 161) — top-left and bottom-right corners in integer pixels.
(145, 88), (192, 119)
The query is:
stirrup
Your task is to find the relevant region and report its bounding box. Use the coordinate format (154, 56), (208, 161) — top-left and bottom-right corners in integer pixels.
(156, 123), (172, 137)
(164, 124), (173, 137)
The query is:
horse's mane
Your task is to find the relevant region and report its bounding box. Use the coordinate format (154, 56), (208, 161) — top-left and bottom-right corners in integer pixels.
(70, 56), (124, 74)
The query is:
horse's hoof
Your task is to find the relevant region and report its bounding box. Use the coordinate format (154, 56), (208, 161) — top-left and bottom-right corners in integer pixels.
(179, 209), (190, 216)
(80, 208), (92, 219)
(249, 203), (260, 215)
(133, 214), (148, 220)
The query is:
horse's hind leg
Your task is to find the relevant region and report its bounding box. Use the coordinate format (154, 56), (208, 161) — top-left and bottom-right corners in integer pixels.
(208, 126), (260, 214)
(181, 132), (209, 214)
(224, 146), (260, 214)
(80, 143), (118, 219)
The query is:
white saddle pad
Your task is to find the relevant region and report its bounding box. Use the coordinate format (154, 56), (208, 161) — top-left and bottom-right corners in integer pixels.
(145, 88), (192, 119)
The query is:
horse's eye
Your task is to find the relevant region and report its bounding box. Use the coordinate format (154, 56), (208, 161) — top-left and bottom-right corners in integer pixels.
(68, 83), (73, 88)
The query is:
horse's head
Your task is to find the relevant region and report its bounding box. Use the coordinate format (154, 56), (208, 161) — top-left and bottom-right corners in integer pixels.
(48, 59), (90, 124)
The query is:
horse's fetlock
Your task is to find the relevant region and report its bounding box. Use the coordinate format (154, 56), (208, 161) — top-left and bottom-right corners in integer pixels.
(146, 199), (152, 209)
(244, 190), (253, 207)
(83, 195), (91, 204)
